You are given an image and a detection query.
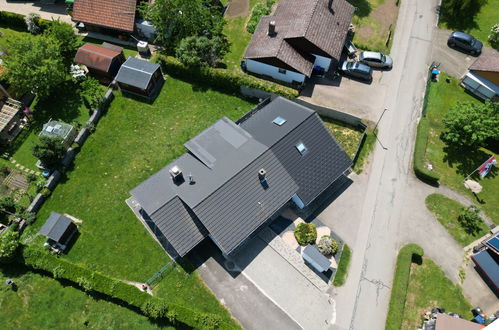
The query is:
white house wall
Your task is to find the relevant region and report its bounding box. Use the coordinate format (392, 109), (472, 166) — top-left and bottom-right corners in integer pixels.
(311, 54), (332, 71)
(246, 59), (305, 83)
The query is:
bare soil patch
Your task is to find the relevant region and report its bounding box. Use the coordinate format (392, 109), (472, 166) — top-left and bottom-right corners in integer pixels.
(225, 0), (249, 18)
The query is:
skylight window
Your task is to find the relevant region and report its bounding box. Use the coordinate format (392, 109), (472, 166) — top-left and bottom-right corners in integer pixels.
(273, 116), (287, 126)
(295, 142), (307, 155)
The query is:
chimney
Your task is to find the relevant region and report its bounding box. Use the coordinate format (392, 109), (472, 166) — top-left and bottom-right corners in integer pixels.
(268, 21), (276, 36)
(169, 165), (184, 183)
(258, 168), (267, 179)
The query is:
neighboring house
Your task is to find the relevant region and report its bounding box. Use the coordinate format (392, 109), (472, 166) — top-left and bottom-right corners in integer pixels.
(129, 97), (352, 259)
(0, 85), (24, 144)
(72, 0), (137, 34)
(471, 234), (499, 294)
(74, 43), (125, 83)
(431, 313), (483, 330)
(461, 54), (499, 102)
(38, 212), (78, 252)
(39, 119), (77, 149)
(243, 0), (354, 85)
(115, 57), (164, 100)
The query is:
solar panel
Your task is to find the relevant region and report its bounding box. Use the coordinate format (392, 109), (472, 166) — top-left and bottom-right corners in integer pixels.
(486, 234), (499, 252)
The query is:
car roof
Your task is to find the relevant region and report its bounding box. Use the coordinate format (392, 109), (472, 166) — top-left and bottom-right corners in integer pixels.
(452, 31), (473, 41)
(353, 62), (371, 72)
(360, 51), (382, 60)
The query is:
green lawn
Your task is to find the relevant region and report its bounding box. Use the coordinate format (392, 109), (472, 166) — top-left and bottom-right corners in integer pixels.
(23, 77), (252, 323)
(439, 0), (499, 48)
(333, 244), (351, 286)
(425, 194), (489, 247)
(401, 258), (473, 329)
(0, 264), (169, 329)
(424, 73), (498, 223)
(322, 117), (365, 159)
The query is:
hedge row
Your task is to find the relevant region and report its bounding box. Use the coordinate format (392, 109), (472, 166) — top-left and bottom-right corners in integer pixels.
(0, 11), (54, 32)
(246, 0), (275, 34)
(21, 246), (235, 329)
(153, 55), (298, 99)
(385, 244), (424, 330)
(413, 118), (440, 184)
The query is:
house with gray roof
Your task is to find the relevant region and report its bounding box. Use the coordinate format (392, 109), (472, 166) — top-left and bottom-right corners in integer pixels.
(129, 97), (352, 258)
(243, 0), (354, 85)
(115, 57), (164, 101)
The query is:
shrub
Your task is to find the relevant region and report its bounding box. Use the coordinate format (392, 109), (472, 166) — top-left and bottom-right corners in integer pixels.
(413, 118), (440, 184)
(27, 173), (38, 183)
(35, 179), (47, 192)
(294, 223), (317, 246)
(386, 244), (424, 330)
(317, 236), (338, 255)
(24, 13), (41, 34)
(71, 142), (80, 150)
(176, 36), (230, 68)
(32, 136), (66, 168)
(40, 187), (51, 197)
(1, 165), (10, 176)
(489, 24), (499, 48)
(153, 55), (298, 98)
(458, 205), (483, 235)
(0, 11), (27, 30)
(246, 0), (275, 34)
(84, 122), (96, 133)
(0, 230), (20, 264)
(0, 195), (16, 213)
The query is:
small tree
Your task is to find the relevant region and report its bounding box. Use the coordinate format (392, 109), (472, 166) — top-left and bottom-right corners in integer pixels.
(294, 223), (317, 246)
(176, 36), (230, 67)
(458, 205), (483, 235)
(32, 136), (66, 168)
(442, 101), (499, 148)
(80, 77), (103, 110)
(0, 230), (20, 264)
(489, 24), (499, 48)
(317, 236), (339, 256)
(0, 195), (16, 213)
(44, 20), (83, 67)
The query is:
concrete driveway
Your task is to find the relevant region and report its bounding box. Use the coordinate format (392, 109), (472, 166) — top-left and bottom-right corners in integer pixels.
(430, 28), (498, 78)
(300, 67), (389, 123)
(0, 0), (72, 23)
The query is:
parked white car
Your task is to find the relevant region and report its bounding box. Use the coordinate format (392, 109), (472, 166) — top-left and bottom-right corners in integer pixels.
(359, 51), (393, 69)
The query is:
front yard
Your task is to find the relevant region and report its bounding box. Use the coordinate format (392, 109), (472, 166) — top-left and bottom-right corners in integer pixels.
(23, 77), (252, 324)
(424, 73), (498, 223)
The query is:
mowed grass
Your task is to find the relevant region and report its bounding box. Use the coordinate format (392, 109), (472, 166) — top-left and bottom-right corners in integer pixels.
(322, 117), (364, 159)
(25, 77), (253, 320)
(0, 264), (167, 330)
(439, 0), (499, 48)
(333, 244), (351, 286)
(401, 258), (473, 329)
(424, 73), (498, 223)
(426, 194), (489, 247)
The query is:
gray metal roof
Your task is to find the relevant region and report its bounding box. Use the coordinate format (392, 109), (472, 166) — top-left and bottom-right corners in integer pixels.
(38, 212), (73, 242)
(115, 57), (161, 90)
(472, 249), (499, 290)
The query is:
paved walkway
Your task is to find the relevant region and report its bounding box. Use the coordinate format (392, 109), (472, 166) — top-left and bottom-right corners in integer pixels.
(0, 0), (72, 23)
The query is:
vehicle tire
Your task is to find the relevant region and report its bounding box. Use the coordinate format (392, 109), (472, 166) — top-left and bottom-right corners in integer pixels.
(470, 50), (476, 55)
(448, 42), (455, 47)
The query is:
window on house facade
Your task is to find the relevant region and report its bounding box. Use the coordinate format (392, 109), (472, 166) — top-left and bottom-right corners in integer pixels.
(278, 68), (287, 74)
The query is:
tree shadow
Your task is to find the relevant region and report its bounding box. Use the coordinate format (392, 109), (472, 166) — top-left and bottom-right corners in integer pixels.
(348, 0), (372, 18)
(441, 143), (497, 180)
(439, 0), (486, 31)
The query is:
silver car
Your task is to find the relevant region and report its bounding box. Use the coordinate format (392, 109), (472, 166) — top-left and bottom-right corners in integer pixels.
(359, 51), (393, 69)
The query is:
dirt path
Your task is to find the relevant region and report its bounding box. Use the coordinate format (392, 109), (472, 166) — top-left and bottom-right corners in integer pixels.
(225, 0), (249, 18)
(124, 280), (154, 296)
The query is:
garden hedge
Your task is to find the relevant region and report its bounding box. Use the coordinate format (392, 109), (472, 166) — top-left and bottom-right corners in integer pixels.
(153, 55), (298, 99)
(0, 11), (54, 32)
(246, 1), (275, 34)
(385, 244), (424, 330)
(413, 118), (440, 184)
(20, 246), (235, 329)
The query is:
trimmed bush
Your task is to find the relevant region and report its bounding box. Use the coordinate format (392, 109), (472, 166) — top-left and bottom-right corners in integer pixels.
(20, 246), (233, 329)
(294, 223), (317, 246)
(0, 229), (20, 264)
(317, 235), (338, 255)
(413, 118), (440, 184)
(0, 11), (54, 32)
(153, 55), (298, 99)
(385, 244), (424, 330)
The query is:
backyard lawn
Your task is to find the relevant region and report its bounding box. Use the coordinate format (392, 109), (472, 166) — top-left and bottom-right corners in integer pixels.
(348, 0), (400, 53)
(439, 0), (499, 48)
(424, 73), (498, 223)
(23, 77), (253, 323)
(401, 258), (473, 329)
(425, 194), (489, 247)
(0, 264), (169, 330)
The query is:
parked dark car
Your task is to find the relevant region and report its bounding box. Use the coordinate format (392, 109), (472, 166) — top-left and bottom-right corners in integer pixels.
(447, 32), (483, 55)
(340, 61), (373, 81)
(359, 51), (393, 69)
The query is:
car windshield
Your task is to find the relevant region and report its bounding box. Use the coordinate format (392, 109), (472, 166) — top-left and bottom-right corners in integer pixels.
(381, 55), (386, 62)
(346, 62), (356, 70)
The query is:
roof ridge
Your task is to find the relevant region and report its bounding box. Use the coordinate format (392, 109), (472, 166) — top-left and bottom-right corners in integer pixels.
(303, 0), (322, 38)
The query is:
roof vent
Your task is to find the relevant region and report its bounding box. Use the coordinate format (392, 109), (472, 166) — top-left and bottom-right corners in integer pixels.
(169, 165), (183, 182)
(268, 21), (276, 36)
(273, 116), (286, 126)
(258, 168), (266, 178)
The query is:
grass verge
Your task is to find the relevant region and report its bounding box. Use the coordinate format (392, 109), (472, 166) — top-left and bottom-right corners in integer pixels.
(425, 194), (489, 247)
(352, 130), (375, 174)
(321, 117), (364, 159)
(333, 244), (351, 286)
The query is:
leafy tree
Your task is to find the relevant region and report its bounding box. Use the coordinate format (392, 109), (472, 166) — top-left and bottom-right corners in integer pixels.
(0, 230), (20, 264)
(44, 20), (82, 66)
(80, 77), (103, 110)
(0, 195), (16, 213)
(140, 0), (225, 52)
(458, 205), (483, 235)
(32, 136), (66, 168)
(441, 0), (487, 24)
(442, 101), (499, 148)
(3, 34), (66, 98)
(176, 36), (230, 67)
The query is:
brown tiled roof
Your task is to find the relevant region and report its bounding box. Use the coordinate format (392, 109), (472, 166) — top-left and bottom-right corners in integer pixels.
(72, 0), (137, 32)
(470, 54), (499, 73)
(74, 43), (123, 72)
(244, 0), (354, 76)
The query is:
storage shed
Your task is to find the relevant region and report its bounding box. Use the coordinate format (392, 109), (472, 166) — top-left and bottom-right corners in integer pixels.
(302, 245), (331, 273)
(115, 57), (164, 101)
(38, 212), (78, 251)
(74, 43), (125, 83)
(461, 54), (499, 102)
